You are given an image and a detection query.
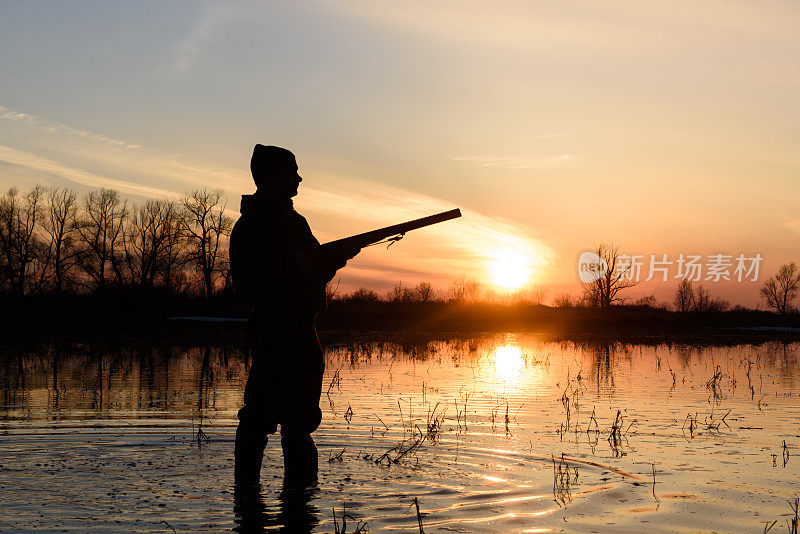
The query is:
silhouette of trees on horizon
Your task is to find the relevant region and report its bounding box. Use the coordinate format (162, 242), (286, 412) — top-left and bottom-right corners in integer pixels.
(3, 184), (797, 317)
(332, 279), (545, 305)
(760, 263), (800, 315)
(672, 279), (731, 313)
(0, 185), (232, 299)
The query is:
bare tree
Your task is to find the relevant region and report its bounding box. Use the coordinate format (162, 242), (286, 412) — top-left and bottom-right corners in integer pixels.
(41, 187), (79, 293)
(124, 198), (185, 291)
(692, 285), (712, 312)
(0, 187), (44, 295)
(673, 279), (695, 312)
(181, 189), (233, 300)
(582, 243), (637, 308)
(159, 206), (189, 293)
(760, 263), (800, 315)
(76, 189), (127, 291)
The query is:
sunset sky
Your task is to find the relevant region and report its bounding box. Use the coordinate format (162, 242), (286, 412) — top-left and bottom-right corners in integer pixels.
(1, 1), (798, 305)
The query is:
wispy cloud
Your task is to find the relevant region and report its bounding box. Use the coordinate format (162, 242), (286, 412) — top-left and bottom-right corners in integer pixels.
(0, 145), (180, 199)
(0, 104), (250, 195)
(782, 215), (800, 235)
(1, 106), (141, 150)
(452, 154), (575, 170)
(297, 173), (554, 289)
(0, 104), (554, 290)
(172, 4), (234, 73)
(330, 0), (799, 56)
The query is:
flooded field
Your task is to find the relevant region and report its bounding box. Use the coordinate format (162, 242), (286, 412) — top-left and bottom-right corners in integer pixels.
(1, 335), (799, 532)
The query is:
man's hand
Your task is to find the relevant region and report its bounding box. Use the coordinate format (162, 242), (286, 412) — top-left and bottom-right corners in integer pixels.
(318, 243), (362, 281)
(340, 243), (361, 261)
(329, 243), (361, 270)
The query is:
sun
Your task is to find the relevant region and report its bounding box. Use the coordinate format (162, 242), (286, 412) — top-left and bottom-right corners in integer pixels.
(489, 248), (531, 290)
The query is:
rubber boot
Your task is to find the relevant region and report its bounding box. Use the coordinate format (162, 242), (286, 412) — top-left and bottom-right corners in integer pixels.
(281, 433), (318, 487)
(234, 425), (268, 487)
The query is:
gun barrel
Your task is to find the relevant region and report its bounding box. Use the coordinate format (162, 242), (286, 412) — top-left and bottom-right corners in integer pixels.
(322, 208), (462, 249)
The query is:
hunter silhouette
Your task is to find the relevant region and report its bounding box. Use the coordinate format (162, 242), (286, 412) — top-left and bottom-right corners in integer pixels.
(229, 145), (359, 486)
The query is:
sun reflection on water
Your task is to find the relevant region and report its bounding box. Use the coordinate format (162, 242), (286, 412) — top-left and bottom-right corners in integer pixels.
(493, 345), (525, 380)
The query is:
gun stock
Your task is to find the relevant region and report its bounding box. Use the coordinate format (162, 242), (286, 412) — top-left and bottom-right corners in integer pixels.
(321, 208), (462, 251)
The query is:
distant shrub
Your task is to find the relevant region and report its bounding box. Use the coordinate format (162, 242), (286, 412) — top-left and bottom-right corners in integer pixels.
(387, 282), (415, 303)
(414, 281), (435, 302)
(708, 298), (731, 313)
(509, 287), (544, 305)
(344, 287), (382, 304)
(386, 281), (440, 303)
(631, 294), (660, 309)
(447, 278), (481, 303)
(552, 294), (578, 308)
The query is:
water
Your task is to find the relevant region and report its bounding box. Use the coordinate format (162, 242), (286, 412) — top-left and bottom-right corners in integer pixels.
(1, 336), (798, 532)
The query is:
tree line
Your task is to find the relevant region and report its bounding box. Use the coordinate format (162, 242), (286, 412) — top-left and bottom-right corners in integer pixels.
(331, 279), (488, 305)
(0, 186), (233, 299)
(5, 191), (798, 315)
(573, 242), (800, 315)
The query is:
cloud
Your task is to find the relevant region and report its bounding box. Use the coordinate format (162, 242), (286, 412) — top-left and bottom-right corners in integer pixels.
(296, 172), (554, 289)
(172, 4), (234, 73)
(0, 104), (555, 290)
(329, 0), (800, 56)
(0, 106), (141, 150)
(0, 104), (251, 196)
(782, 215), (800, 235)
(0, 145), (180, 199)
(452, 154), (575, 170)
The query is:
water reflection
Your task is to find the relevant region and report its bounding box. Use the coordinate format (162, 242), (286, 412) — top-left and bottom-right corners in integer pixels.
(493, 345), (524, 380)
(0, 345), (249, 422)
(2, 339), (799, 422)
(2, 337), (800, 532)
(234, 482), (320, 533)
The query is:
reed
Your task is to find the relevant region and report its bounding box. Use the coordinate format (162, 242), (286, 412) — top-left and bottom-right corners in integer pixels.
(375, 436), (425, 466)
(682, 413), (698, 439)
(328, 448), (346, 462)
(552, 453), (577, 504)
(651, 463), (659, 503)
(783, 440), (790, 468)
(425, 402), (445, 443)
(413, 497), (425, 533)
(332, 503), (368, 534)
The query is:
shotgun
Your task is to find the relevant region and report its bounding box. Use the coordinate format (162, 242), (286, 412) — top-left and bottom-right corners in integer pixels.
(320, 208), (462, 252)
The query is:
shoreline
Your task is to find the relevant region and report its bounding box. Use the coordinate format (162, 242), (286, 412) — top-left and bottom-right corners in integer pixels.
(2, 295), (800, 348)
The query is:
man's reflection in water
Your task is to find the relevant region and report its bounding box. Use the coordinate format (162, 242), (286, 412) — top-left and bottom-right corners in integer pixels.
(233, 481), (320, 533)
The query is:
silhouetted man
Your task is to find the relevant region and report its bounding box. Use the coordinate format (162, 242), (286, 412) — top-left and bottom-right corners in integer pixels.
(229, 145), (358, 487)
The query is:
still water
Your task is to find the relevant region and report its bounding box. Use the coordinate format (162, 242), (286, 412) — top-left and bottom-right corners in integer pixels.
(1, 335), (798, 532)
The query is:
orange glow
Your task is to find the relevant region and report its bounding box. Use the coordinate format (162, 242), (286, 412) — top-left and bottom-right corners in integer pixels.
(489, 248), (531, 290)
(494, 345), (524, 379)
